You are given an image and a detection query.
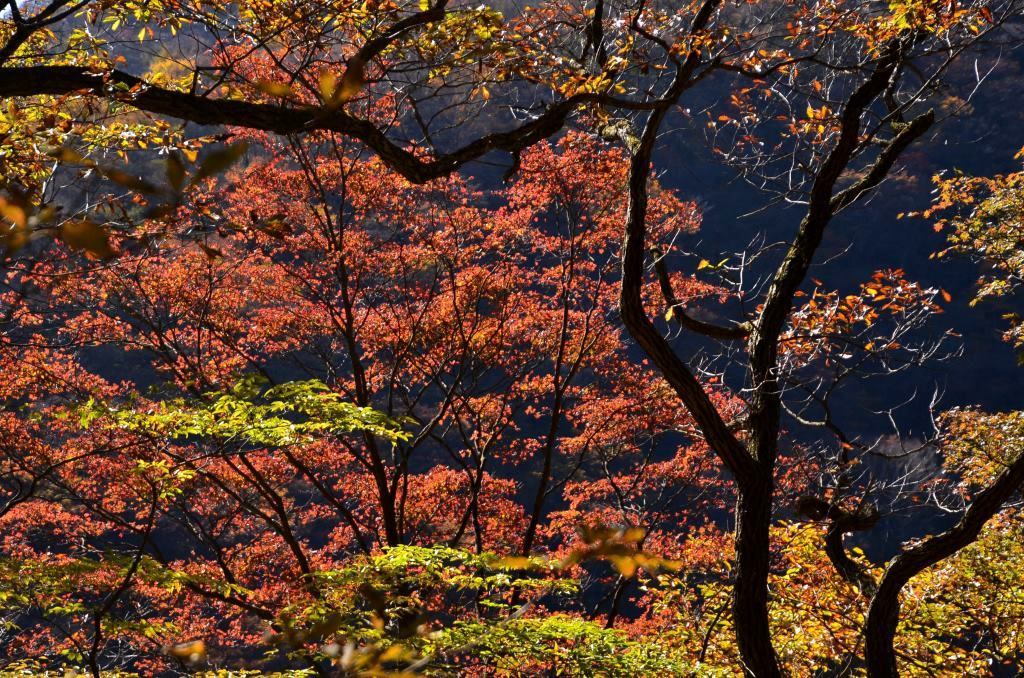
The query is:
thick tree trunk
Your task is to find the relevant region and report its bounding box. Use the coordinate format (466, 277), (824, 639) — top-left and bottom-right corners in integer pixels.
(863, 575), (903, 678)
(733, 477), (782, 678)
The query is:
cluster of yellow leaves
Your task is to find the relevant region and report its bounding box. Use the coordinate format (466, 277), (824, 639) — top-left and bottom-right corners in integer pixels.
(638, 524), (869, 675)
(415, 8), (511, 88)
(644, 514), (1023, 676)
(561, 525), (681, 578)
(940, 409), (1024, 487)
(866, 0), (996, 49)
(802, 104), (834, 137)
(898, 507), (1024, 675)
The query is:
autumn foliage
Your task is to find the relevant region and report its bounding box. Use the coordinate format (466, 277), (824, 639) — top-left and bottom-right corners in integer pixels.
(2, 0), (1024, 676)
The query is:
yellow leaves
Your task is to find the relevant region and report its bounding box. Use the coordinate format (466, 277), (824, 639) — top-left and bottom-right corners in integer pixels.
(805, 105), (832, 121)
(58, 220), (114, 260)
(473, 23), (496, 41)
(0, 197), (28, 230)
(493, 556), (534, 569)
(318, 70), (339, 102)
(0, 194), (32, 257)
(496, 525), (680, 579)
(697, 257), (727, 271)
(339, 66), (367, 104)
(255, 80), (294, 98)
(162, 639), (206, 663)
(802, 104), (833, 136)
(940, 409), (1024, 487)
(872, 0), (975, 46)
(319, 59), (366, 107)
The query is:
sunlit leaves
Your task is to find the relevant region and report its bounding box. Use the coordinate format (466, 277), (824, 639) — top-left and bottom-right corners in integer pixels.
(782, 269), (943, 363)
(940, 409), (1024, 488)
(924, 153), (1024, 351)
(560, 525), (681, 578)
(433, 615), (694, 677)
(86, 376), (410, 448)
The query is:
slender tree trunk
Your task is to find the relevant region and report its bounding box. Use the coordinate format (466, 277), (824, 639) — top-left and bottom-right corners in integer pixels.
(864, 450), (1024, 677)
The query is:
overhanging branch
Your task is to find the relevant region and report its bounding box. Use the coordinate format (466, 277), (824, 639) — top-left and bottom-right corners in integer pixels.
(0, 65), (587, 184)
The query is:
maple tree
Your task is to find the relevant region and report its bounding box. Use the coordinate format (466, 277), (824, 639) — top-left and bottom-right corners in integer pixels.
(2, 0), (1024, 676)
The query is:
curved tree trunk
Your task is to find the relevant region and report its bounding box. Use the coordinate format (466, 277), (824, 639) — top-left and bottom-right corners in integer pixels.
(864, 450), (1024, 677)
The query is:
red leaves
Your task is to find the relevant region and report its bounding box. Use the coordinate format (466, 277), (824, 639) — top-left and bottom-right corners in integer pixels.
(0, 129), (731, 668)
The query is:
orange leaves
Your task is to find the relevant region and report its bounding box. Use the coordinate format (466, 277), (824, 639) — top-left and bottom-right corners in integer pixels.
(162, 639), (207, 664)
(0, 191), (32, 258)
(560, 525), (681, 578)
(925, 150), (1024, 348)
(782, 269), (942, 361)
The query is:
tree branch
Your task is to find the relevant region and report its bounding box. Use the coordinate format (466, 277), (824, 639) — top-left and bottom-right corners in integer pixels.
(652, 249), (750, 340)
(0, 65), (662, 183)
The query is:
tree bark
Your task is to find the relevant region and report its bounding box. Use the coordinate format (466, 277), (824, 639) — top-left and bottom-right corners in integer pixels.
(733, 476), (783, 677)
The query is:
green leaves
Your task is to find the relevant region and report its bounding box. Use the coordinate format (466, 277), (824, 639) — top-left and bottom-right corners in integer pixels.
(260, 545), (577, 673)
(133, 459), (197, 500)
(83, 375), (410, 448)
(433, 615), (694, 676)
